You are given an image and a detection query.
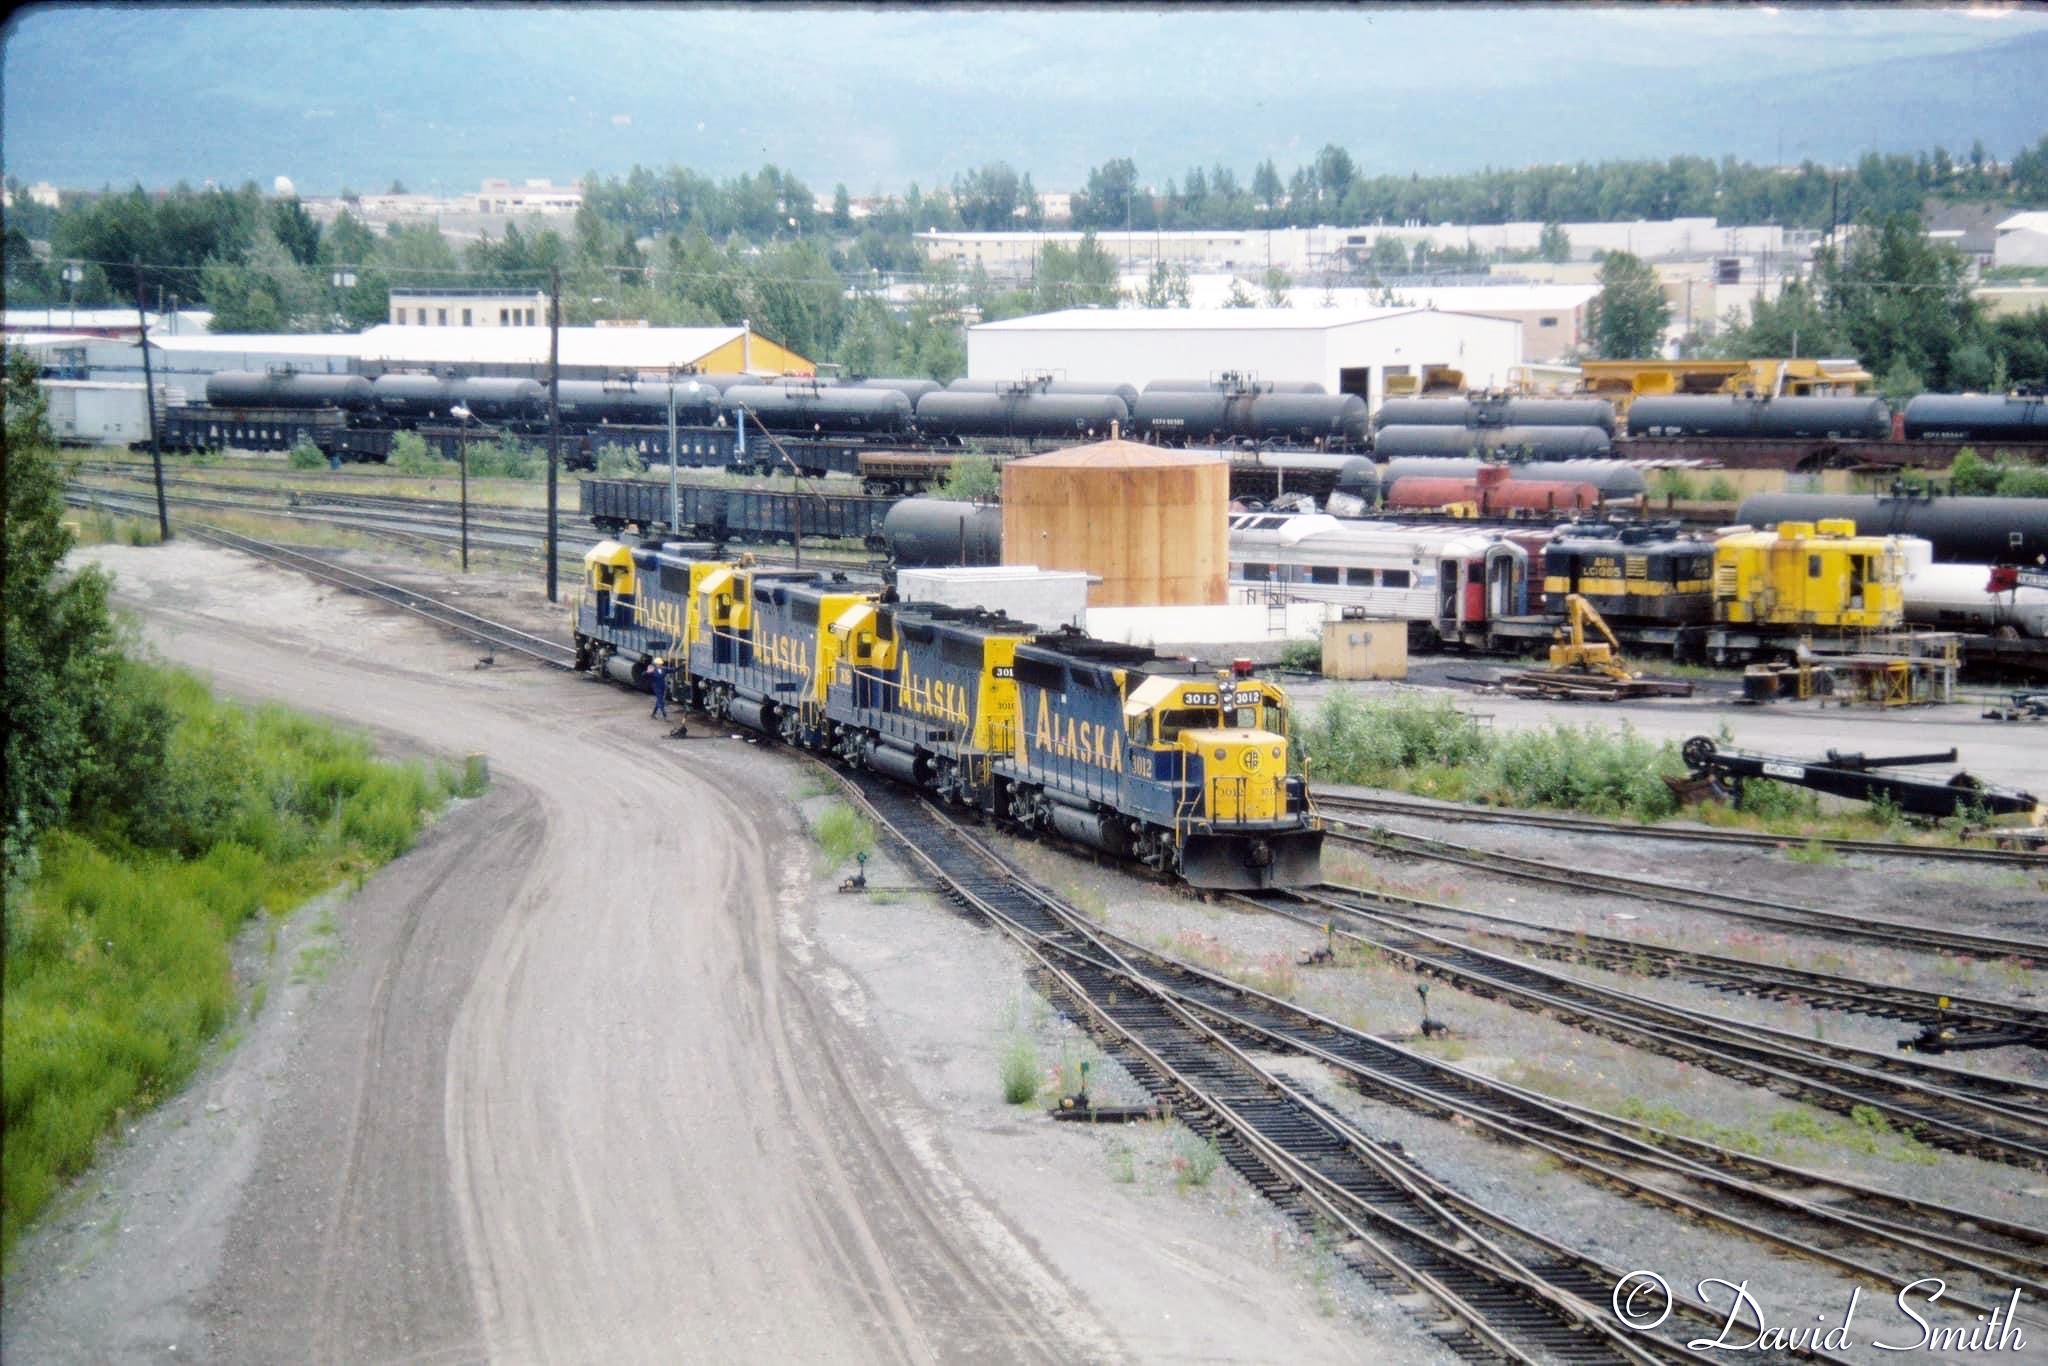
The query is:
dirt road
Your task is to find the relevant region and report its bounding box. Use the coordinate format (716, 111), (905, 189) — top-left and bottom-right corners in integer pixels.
(6, 543), (1389, 1364)
(4, 545), (1098, 1363)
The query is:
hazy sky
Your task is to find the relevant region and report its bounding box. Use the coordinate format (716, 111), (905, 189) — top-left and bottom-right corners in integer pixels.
(5, 4), (2046, 193)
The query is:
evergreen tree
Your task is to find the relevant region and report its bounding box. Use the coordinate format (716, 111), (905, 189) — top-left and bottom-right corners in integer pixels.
(1590, 251), (1671, 357)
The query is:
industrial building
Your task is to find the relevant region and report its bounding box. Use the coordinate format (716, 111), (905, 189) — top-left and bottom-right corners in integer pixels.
(67, 323), (814, 390)
(921, 218), (1811, 281)
(1994, 212), (2048, 269)
(387, 288), (551, 327)
(967, 307), (1523, 409)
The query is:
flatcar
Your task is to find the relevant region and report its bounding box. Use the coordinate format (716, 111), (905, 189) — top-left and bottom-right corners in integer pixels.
(571, 543), (1323, 887)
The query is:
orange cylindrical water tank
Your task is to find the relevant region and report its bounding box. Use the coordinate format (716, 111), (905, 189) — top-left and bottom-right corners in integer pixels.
(1001, 439), (1228, 606)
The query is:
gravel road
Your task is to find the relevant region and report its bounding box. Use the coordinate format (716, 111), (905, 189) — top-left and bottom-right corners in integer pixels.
(3, 542), (1390, 1364)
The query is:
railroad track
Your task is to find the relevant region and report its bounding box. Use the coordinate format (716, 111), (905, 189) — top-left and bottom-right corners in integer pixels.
(1347, 886), (2046, 1051)
(837, 775), (1727, 1363)
(1332, 824), (2048, 960)
(1315, 790), (2047, 867)
(835, 776), (2048, 1353)
(69, 474), (882, 570)
(166, 520), (578, 669)
(1267, 887), (2048, 1167)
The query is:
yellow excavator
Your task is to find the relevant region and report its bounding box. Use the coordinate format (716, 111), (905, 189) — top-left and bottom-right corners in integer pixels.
(1501, 594), (1693, 700)
(1548, 594), (1635, 681)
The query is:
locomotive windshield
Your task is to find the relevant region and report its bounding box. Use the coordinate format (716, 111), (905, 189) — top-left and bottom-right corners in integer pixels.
(1156, 706), (1217, 743)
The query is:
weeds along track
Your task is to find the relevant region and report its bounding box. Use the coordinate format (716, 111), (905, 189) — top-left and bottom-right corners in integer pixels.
(836, 775), (1761, 1364)
(1269, 888), (2048, 1167)
(1336, 886), (2045, 1050)
(1329, 825), (2048, 959)
(1315, 792), (2047, 869)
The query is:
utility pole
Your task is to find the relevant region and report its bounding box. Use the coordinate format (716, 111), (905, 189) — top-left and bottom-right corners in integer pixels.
(546, 267), (561, 603)
(133, 261), (170, 541)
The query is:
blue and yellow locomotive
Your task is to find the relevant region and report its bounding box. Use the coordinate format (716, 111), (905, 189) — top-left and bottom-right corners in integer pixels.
(573, 539), (1323, 889)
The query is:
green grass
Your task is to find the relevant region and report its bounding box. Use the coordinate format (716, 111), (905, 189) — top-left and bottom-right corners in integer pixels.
(999, 1035), (1041, 1104)
(811, 801), (875, 869)
(1, 661), (475, 1262)
(1787, 838), (1839, 865)
(1171, 1127), (1223, 1188)
(1293, 691), (1938, 839)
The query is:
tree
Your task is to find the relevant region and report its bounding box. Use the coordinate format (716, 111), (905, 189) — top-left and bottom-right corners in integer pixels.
(1133, 259), (1190, 308)
(1252, 159), (1284, 218)
(1537, 222), (1571, 263)
(1815, 211), (1982, 391)
(831, 184), (852, 230)
(1072, 158), (1139, 231)
(1313, 144), (1356, 206)
(1222, 277), (1257, 308)
(1262, 268), (1291, 308)
(2, 346), (119, 875)
(1589, 251), (1671, 358)
(1702, 280), (1847, 360)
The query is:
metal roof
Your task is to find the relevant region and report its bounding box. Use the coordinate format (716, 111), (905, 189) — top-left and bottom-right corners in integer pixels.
(974, 307), (1433, 333)
(1996, 212), (2048, 235)
(355, 324), (749, 369)
(147, 332), (367, 357)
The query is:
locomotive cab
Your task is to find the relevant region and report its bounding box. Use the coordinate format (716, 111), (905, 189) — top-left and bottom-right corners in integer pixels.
(1125, 672), (1322, 890)
(582, 541), (637, 629)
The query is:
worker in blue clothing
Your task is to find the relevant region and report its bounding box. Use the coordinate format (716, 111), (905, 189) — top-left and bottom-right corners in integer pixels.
(648, 657), (670, 719)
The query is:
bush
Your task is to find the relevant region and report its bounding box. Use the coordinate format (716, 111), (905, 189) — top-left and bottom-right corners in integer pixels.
(999, 1035), (1039, 1104)
(595, 446), (643, 477)
(1651, 469), (1698, 501)
(3, 659), (462, 1257)
(1293, 691), (1490, 780)
(1277, 639), (1323, 673)
(1703, 475), (1738, 502)
(936, 453), (1002, 502)
(811, 801), (874, 867)
(467, 435), (539, 480)
(387, 431), (438, 475)
(287, 439), (327, 470)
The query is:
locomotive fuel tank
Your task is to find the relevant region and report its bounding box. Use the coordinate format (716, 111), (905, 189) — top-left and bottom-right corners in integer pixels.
(448, 377), (548, 422)
(1902, 393), (2048, 443)
(1372, 424), (1612, 459)
(722, 383), (914, 435)
(370, 373), (453, 421)
(1735, 492), (2048, 565)
(1627, 395), (1890, 441)
(882, 498), (1004, 567)
(205, 371), (376, 412)
(915, 390), (1127, 440)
